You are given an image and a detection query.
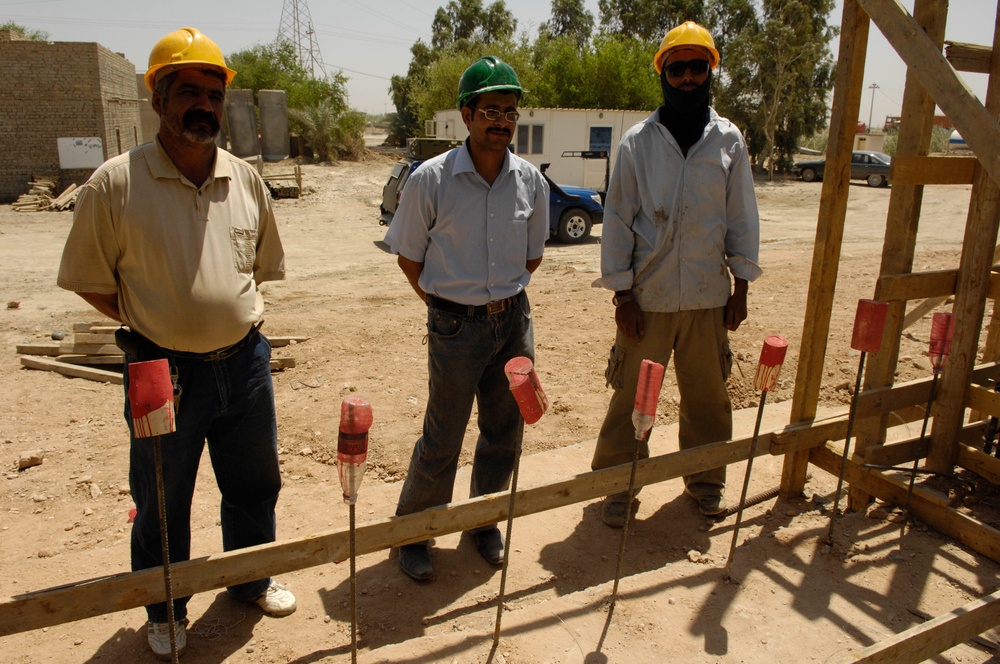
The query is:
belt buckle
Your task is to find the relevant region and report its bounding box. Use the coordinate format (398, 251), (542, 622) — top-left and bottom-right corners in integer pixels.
(486, 299), (505, 315)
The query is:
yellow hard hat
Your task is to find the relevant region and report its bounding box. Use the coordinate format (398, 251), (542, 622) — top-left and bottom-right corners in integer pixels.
(144, 27), (237, 92)
(653, 21), (720, 74)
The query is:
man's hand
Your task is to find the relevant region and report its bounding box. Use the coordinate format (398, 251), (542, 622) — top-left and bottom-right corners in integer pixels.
(615, 301), (645, 340)
(724, 278), (749, 331)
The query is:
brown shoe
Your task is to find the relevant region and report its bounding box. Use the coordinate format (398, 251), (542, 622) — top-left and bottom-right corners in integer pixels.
(600, 492), (637, 528)
(697, 495), (727, 516)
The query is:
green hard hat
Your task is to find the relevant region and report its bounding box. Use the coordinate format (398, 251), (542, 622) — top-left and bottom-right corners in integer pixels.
(457, 56), (523, 109)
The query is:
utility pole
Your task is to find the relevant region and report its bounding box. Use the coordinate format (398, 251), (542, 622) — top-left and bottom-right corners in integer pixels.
(278, 0), (327, 79)
(867, 82), (879, 132)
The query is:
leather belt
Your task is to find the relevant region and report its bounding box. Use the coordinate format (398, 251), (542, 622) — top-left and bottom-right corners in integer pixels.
(427, 291), (523, 318)
(169, 321), (263, 362)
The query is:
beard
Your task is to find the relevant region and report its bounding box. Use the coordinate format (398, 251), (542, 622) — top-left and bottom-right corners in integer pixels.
(164, 109), (221, 145)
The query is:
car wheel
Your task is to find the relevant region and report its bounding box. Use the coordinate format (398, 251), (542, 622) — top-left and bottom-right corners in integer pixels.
(801, 167), (819, 183)
(867, 174), (885, 188)
(557, 208), (592, 244)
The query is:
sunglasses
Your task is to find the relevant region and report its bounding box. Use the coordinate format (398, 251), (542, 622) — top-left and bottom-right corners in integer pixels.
(474, 108), (520, 123)
(664, 59), (710, 78)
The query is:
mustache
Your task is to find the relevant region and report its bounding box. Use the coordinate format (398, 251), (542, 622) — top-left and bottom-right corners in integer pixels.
(183, 109), (220, 132)
(487, 128), (511, 137)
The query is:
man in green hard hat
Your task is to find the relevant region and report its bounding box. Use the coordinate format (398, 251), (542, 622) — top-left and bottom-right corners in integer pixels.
(384, 56), (550, 581)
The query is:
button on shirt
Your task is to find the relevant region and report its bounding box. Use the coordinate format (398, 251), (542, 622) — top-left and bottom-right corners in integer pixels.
(385, 143), (549, 305)
(596, 109), (762, 312)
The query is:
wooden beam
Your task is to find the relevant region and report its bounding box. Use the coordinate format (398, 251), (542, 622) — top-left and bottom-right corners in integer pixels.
(0, 433), (766, 636)
(929, 5), (1000, 471)
(14, 343), (60, 356)
(863, 437), (927, 466)
(957, 443), (1000, 485)
(968, 384), (1000, 416)
(876, 270), (957, 302)
(945, 40), (992, 74)
(781, 0), (870, 498)
(859, 0), (1000, 185)
(812, 442), (1000, 561)
(890, 155), (977, 185)
(19, 356), (122, 384)
(854, 0), (950, 510)
(834, 587), (1000, 663)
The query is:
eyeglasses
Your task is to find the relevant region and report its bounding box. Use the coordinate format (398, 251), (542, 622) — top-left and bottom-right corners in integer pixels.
(664, 59), (710, 78)
(474, 108), (520, 123)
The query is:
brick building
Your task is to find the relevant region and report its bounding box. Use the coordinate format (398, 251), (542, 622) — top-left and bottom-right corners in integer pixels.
(0, 30), (142, 202)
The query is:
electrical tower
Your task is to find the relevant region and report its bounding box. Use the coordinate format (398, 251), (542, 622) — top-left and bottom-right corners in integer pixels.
(278, 0), (327, 79)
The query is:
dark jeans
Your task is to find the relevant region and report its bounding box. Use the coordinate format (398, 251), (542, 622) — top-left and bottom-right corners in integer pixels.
(124, 333), (281, 623)
(395, 292), (534, 529)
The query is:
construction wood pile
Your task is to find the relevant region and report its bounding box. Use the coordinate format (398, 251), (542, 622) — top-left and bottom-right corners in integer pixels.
(12, 176), (80, 212)
(16, 321), (305, 384)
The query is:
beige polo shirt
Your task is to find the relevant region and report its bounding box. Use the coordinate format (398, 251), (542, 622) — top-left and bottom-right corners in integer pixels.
(58, 139), (285, 353)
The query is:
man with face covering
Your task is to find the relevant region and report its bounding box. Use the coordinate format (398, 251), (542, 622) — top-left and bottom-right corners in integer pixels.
(591, 21), (762, 525)
(58, 27), (295, 660)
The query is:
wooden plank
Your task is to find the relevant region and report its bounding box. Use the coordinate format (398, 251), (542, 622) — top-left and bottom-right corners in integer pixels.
(72, 321), (115, 332)
(58, 342), (122, 356)
(968, 384), (1000, 416)
(890, 155), (977, 185)
(0, 432), (766, 635)
(945, 40), (992, 74)
(812, 442), (1000, 560)
(54, 355), (123, 366)
(929, 5), (1000, 471)
(876, 270), (957, 302)
(834, 587), (1000, 663)
(270, 358), (296, 370)
(781, 0), (871, 498)
(20, 356), (122, 384)
(15, 342), (60, 356)
(863, 437), (927, 466)
(859, 0), (1000, 185)
(957, 443), (1000, 485)
(71, 332), (117, 345)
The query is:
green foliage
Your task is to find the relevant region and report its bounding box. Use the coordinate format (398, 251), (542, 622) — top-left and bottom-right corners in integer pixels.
(289, 102), (366, 162)
(0, 21), (48, 40)
(881, 126), (952, 156)
(539, 0), (595, 48)
(597, 0), (705, 42)
(226, 38), (349, 112)
(432, 0), (516, 50)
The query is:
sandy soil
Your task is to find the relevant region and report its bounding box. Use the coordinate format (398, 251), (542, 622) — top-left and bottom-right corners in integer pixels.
(2, 156), (999, 663)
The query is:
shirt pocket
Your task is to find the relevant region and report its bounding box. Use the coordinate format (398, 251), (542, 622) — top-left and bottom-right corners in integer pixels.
(230, 227), (257, 274)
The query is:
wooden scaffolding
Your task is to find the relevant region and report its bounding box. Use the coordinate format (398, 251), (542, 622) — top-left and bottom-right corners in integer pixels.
(5, 1), (1000, 661)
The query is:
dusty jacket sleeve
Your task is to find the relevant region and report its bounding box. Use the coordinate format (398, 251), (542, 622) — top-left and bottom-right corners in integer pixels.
(723, 137), (763, 282)
(594, 138), (639, 292)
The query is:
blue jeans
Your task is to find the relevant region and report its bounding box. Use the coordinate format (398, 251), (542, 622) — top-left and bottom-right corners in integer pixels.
(395, 293), (534, 530)
(124, 333), (281, 623)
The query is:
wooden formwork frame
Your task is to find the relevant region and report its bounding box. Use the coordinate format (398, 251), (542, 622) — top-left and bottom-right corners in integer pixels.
(5, 3), (1000, 661)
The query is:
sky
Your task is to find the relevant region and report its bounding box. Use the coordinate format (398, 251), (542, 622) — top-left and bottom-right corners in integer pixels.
(1, 0), (994, 127)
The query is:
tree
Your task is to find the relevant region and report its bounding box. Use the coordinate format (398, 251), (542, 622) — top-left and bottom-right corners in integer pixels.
(717, 0), (836, 175)
(289, 101), (366, 162)
(226, 38), (349, 112)
(539, 0), (595, 48)
(0, 21), (49, 41)
(431, 0), (516, 49)
(597, 0), (705, 42)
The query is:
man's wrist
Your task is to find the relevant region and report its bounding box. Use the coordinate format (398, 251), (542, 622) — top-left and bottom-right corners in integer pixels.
(612, 290), (634, 307)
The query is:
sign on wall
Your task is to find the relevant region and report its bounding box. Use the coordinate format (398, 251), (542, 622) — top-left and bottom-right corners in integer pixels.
(57, 137), (105, 169)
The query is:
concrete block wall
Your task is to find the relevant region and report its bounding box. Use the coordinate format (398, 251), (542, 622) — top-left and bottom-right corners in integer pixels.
(0, 36), (140, 202)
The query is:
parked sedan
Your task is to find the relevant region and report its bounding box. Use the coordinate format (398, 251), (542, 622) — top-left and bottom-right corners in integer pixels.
(794, 150), (892, 187)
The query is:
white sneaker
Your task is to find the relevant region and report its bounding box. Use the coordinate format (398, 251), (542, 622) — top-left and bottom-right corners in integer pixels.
(255, 580), (297, 617)
(147, 619), (187, 660)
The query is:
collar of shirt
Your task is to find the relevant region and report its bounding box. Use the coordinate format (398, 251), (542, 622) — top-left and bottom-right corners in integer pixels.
(452, 140), (514, 185)
(146, 138), (231, 186)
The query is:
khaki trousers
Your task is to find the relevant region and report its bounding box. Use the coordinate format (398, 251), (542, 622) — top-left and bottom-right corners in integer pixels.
(592, 307), (733, 498)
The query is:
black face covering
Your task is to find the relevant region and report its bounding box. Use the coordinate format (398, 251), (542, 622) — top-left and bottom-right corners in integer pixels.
(658, 69), (712, 155)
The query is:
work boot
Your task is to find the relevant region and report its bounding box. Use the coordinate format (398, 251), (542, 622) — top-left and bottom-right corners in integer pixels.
(398, 542), (434, 581)
(472, 527), (505, 565)
(685, 488), (727, 517)
(600, 492), (637, 528)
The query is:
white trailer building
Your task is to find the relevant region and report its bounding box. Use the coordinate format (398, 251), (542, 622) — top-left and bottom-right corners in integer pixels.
(427, 107), (649, 190)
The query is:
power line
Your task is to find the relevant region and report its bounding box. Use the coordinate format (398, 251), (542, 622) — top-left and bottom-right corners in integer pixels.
(279, 0), (327, 78)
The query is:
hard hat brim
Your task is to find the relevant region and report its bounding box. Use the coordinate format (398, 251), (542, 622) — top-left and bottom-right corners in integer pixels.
(144, 61), (237, 92)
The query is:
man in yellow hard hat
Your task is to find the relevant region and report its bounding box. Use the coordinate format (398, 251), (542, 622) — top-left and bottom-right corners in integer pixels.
(385, 56), (549, 581)
(592, 21), (762, 523)
(58, 27), (294, 660)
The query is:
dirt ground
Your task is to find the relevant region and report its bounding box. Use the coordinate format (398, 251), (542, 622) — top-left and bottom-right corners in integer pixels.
(2, 154), (999, 663)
